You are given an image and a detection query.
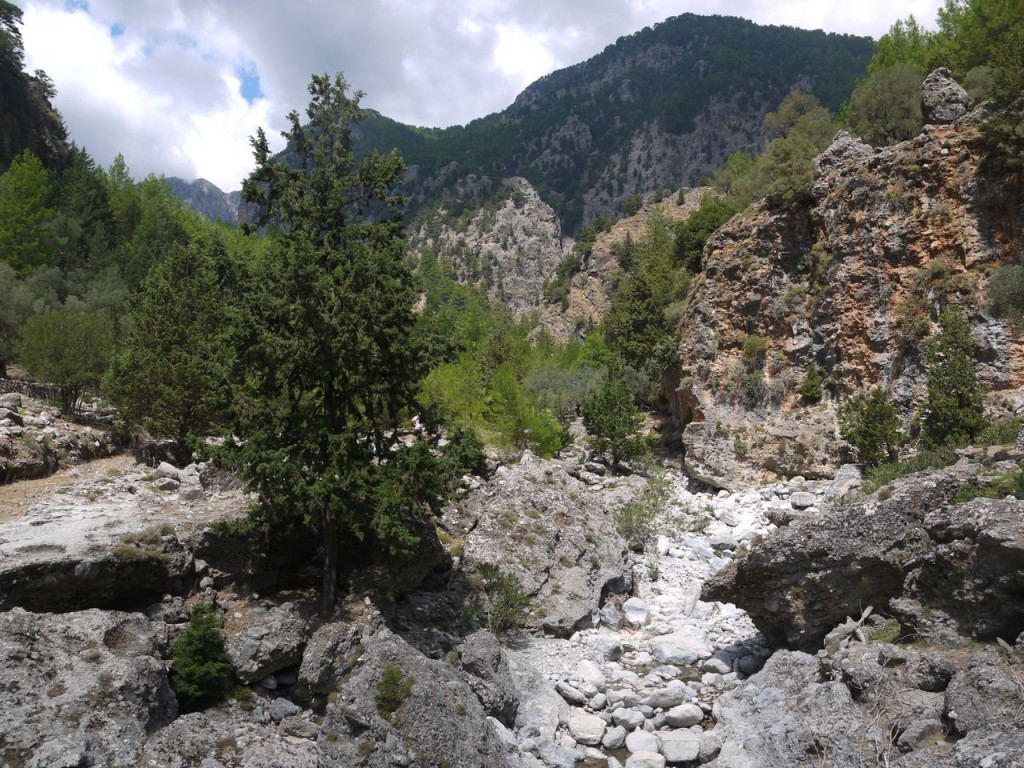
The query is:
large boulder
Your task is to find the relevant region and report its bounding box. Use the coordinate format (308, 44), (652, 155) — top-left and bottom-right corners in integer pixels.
(449, 450), (639, 636)
(320, 627), (520, 768)
(226, 602), (312, 683)
(921, 67), (970, 124)
(458, 629), (520, 725)
(0, 608), (176, 768)
(703, 464), (1024, 650)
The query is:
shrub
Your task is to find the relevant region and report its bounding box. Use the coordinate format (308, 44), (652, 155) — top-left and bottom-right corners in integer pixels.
(581, 364), (648, 466)
(375, 663), (415, 716)
(919, 307), (987, 447)
(839, 387), (905, 466)
(859, 447), (958, 496)
(614, 475), (670, 552)
(848, 64), (923, 146)
(170, 604), (231, 711)
(988, 264), (1024, 320)
(798, 364), (823, 403)
(742, 335), (769, 370)
(478, 563), (532, 633)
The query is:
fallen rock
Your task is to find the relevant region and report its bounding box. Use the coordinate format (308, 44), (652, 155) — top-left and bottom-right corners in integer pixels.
(921, 67), (970, 124)
(226, 602), (310, 684)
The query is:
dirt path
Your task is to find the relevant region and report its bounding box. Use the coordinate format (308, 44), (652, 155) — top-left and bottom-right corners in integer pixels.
(0, 454), (136, 524)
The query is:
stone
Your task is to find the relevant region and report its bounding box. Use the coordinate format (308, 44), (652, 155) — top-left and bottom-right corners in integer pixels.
(556, 680), (589, 706)
(921, 67), (970, 124)
(625, 729), (659, 754)
(576, 659), (607, 690)
(280, 715), (320, 740)
(459, 630), (520, 725)
(226, 603), (310, 684)
(602, 725), (627, 749)
(624, 752), (665, 768)
(270, 697), (300, 721)
(622, 597), (650, 628)
(664, 702), (703, 728)
(657, 730), (701, 763)
(643, 680), (694, 709)
(568, 711), (606, 746)
(896, 717), (944, 752)
(600, 603), (623, 630)
(649, 627), (710, 665)
(789, 491), (817, 510)
(611, 707), (645, 730)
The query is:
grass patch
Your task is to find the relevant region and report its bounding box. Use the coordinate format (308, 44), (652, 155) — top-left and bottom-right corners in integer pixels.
(860, 448), (958, 497)
(868, 618), (903, 644)
(953, 468), (1024, 503)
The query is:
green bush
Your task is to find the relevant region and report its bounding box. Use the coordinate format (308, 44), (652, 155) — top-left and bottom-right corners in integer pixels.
(848, 64), (923, 146)
(988, 264), (1024, 320)
(798, 364), (824, 403)
(614, 475), (670, 552)
(375, 663), (415, 716)
(919, 307), (987, 447)
(170, 604), (231, 711)
(478, 564), (532, 633)
(581, 364), (648, 466)
(839, 387), (905, 466)
(860, 447), (958, 496)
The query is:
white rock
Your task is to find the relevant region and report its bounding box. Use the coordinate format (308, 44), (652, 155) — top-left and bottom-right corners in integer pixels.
(624, 751), (665, 768)
(611, 707), (645, 730)
(657, 730), (701, 763)
(625, 729), (659, 754)
(576, 660), (606, 690)
(622, 597), (650, 628)
(664, 702), (703, 728)
(602, 725), (627, 749)
(568, 711), (606, 746)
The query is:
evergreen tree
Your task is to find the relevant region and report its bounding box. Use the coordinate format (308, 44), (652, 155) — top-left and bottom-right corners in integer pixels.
(582, 363), (647, 466)
(0, 149), (57, 272)
(231, 73), (442, 614)
(170, 604), (231, 712)
(838, 386), (904, 466)
(104, 236), (232, 465)
(848, 64), (923, 146)
(920, 306), (987, 446)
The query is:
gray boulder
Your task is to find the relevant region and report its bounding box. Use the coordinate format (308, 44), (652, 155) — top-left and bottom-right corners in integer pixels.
(226, 602), (311, 683)
(459, 629), (520, 725)
(321, 627), (519, 768)
(921, 67), (970, 124)
(295, 620), (364, 699)
(0, 608), (176, 768)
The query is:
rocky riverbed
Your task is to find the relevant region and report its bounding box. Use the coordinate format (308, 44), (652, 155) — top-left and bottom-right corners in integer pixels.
(1, 423), (1023, 766)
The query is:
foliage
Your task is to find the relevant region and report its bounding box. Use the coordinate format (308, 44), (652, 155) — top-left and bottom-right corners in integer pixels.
(622, 193), (644, 217)
(673, 194), (736, 273)
(849, 64), (923, 146)
(859, 447), (958, 496)
(798, 364), (824, 403)
(981, 28), (1024, 182)
(953, 468), (1024, 503)
(16, 309), (114, 415)
(869, 16), (940, 74)
(614, 474), (670, 552)
(104, 236), (233, 465)
(170, 604), (231, 712)
(919, 307), (987, 447)
(715, 93), (835, 210)
(988, 264), (1024, 319)
(839, 387), (905, 466)
(231, 74), (439, 614)
(0, 149), (57, 272)
(478, 563), (532, 633)
(375, 663), (415, 716)
(488, 362), (562, 457)
(581, 364), (647, 466)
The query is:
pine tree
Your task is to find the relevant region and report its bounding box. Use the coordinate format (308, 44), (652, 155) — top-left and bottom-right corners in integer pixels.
(920, 307), (987, 447)
(838, 386), (904, 466)
(582, 363), (647, 466)
(231, 73), (445, 614)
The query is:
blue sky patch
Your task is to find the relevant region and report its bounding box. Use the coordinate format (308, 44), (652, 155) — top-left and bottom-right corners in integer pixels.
(109, 22), (125, 37)
(238, 66), (263, 103)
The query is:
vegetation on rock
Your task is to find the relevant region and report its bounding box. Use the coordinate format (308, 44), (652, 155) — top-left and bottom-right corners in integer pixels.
(838, 387), (905, 467)
(920, 307), (987, 447)
(170, 604), (231, 712)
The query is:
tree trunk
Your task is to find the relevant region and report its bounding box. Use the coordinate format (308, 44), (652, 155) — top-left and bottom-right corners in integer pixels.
(321, 509), (339, 617)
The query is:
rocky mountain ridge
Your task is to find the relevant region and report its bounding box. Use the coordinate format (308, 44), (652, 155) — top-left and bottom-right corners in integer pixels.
(669, 75), (1024, 489)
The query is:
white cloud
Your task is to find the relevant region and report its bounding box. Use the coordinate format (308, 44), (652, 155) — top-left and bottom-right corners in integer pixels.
(21, 0), (945, 192)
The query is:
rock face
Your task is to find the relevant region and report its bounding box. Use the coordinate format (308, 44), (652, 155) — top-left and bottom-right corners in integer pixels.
(537, 187), (718, 342)
(704, 461), (1024, 650)
(0, 608), (177, 768)
(321, 627), (520, 768)
(409, 177), (571, 316)
(447, 450), (641, 636)
(672, 107), (1022, 488)
(0, 392), (119, 484)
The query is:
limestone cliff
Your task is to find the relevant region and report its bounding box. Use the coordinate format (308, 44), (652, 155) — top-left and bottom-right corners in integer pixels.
(672, 116), (1024, 489)
(407, 178), (571, 316)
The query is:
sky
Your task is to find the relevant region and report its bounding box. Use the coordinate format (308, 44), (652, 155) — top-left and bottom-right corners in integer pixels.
(21, 0), (946, 193)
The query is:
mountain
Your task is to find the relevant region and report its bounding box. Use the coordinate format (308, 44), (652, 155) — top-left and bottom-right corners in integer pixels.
(166, 177), (242, 223)
(356, 13), (873, 233)
(171, 14), (873, 234)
